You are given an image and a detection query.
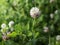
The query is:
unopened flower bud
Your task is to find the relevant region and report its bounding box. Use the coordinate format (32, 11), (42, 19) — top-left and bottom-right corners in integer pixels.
(8, 21), (14, 27)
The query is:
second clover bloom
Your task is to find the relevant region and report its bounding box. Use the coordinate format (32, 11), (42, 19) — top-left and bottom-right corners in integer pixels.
(1, 23), (6, 29)
(8, 21), (14, 27)
(50, 13), (54, 19)
(43, 27), (49, 33)
(50, 0), (54, 3)
(56, 35), (60, 41)
(54, 10), (58, 14)
(30, 7), (41, 18)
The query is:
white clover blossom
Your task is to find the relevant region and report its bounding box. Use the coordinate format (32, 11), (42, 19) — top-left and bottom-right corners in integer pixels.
(50, 13), (54, 19)
(56, 35), (60, 41)
(50, 0), (54, 3)
(8, 21), (14, 27)
(44, 29), (49, 33)
(1, 23), (6, 29)
(43, 27), (49, 32)
(30, 7), (41, 18)
(55, 10), (58, 14)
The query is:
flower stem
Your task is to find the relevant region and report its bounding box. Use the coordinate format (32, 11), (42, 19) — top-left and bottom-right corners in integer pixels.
(49, 34), (51, 45)
(32, 18), (36, 45)
(2, 41), (4, 45)
(53, 36), (56, 45)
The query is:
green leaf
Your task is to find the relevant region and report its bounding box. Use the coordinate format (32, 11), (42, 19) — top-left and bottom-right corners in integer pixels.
(7, 32), (17, 37)
(34, 32), (39, 38)
(28, 31), (32, 37)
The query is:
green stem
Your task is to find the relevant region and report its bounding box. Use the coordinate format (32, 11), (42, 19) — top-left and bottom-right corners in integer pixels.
(57, 41), (60, 45)
(2, 41), (4, 45)
(33, 0), (36, 7)
(53, 36), (56, 45)
(32, 18), (36, 45)
(49, 34), (51, 45)
(49, 29), (52, 45)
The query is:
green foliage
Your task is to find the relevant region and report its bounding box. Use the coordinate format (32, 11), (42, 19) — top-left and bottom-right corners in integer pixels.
(0, 0), (60, 45)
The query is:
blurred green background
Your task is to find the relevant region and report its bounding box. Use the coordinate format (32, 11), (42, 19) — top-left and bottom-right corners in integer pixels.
(0, 0), (60, 45)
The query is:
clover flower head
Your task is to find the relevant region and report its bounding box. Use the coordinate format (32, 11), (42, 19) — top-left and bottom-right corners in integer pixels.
(55, 10), (58, 14)
(30, 7), (41, 18)
(8, 21), (14, 27)
(43, 27), (49, 32)
(50, 13), (54, 19)
(44, 27), (48, 30)
(44, 29), (49, 33)
(50, 0), (54, 3)
(56, 35), (60, 41)
(1, 23), (6, 29)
